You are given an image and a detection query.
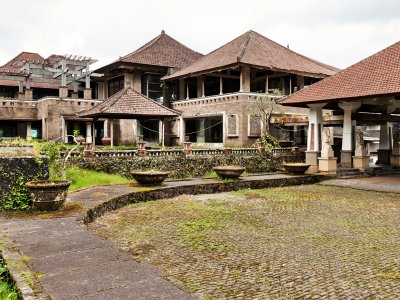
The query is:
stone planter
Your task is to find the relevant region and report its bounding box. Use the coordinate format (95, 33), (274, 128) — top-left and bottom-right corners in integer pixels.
(25, 180), (71, 211)
(130, 170), (170, 185)
(101, 137), (111, 146)
(75, 135), (86, 143)
(213, 165), (245, 179)
(282, 163), (310, 175)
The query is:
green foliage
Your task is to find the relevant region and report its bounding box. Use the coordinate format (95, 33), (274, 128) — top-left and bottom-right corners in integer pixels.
(0, 177), (32, 211)
(72, 130), (80, 137)
(0, 256), (20, 300)
(20, 271), (33, 289)
(256, 134), (280, 153)
(66, 167), (130, 191)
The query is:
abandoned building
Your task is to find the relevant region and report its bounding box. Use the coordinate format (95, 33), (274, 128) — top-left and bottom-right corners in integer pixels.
(0, 30), (341, 147)
(280, 41), (400, 171)
(162, 30), (339, 147)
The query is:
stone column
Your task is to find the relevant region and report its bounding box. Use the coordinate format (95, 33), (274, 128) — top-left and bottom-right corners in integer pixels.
(83, 88), (92, 100)
(338, 102), (361, 168)
(86, 122), (93, 143)
(104, 119), (109, 137)
(26, 122), (32, 141)
(240, 66), (251, 92)
(197, 118), (205, 143)
(390, 122), (400, 165)
(219, 77), (223, 95)
(377, 122), (392, 165)
(197, 75), (204, 98)
(59, 86), (68, 98)
(41, 118), (47, 141)
(306, 103), (325, 172)
(296, 75), (305, 91)
(25, 89), (33, 101)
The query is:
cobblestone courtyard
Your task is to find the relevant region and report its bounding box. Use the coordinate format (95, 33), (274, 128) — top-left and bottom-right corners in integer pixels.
(89, 185), (400, 299)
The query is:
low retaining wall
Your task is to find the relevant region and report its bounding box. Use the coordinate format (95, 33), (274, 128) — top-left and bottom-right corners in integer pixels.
(83, 174), (324, 224)
(0, 156), (49, 202)
(69, 155), (282, 179)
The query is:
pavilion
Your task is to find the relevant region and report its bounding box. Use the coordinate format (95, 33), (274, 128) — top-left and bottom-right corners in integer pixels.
(279, 41), (400, 172)
(77, 84), (180, 147)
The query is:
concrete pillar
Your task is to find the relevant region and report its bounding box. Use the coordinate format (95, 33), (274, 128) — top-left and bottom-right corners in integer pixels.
(179, 79), (185, 100)
(377, 122), (392, 165)
(26, 122), (32, 141)
(265, 74), (269, 93)
(240, 66), (251, 92)
(59, 86), (68, 98)
(83, 88), (92, 100)
(132, 71), (141, 93)
(17, 92), (25, 100)
(98, 82), (106, 100)
(179, 117), (185, 145)
(104, 119), (109, 137)
(86, 122), (93, 143)
(338, 102), (361, 167)
(197, 75), (204, 98)
(25, 89), (33, 101)
(197, 118), (205, 143)
(110, 120), (114, 148)
(219, 77), (223, 95)
(41, 118), (47, 140)
(296, 75), (304, 91)
(62, 119), (68, 143)
(306, 103), (325, 172)
(186, 83), (190, 100)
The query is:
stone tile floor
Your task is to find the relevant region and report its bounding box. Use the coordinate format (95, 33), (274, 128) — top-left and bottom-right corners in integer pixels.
(89, 185), (400, 299)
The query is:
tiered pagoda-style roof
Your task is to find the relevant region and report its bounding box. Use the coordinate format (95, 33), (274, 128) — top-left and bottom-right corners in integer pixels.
(163, 30), (339, 80)
(279, 41), (400, 107)
(97, 31), (203, 73)
(77, 85), (180, 119)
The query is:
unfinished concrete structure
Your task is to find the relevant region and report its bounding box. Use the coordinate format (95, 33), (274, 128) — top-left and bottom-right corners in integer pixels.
(1, 30), (341, 147)
(162, 30), (339, 147)
(280, 41), (400, 171)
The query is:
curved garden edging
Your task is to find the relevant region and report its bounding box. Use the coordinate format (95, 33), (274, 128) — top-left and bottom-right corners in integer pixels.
(83, 174), (325, 224)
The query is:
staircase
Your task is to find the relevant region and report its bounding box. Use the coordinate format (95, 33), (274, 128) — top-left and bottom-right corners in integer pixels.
(336, 168), (364, 179)
(364, 166), (400, 176)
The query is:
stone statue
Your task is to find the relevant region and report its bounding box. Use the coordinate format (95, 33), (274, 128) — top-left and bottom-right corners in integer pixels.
(354, 129), (368, 157)
(321, 128), (334, 158)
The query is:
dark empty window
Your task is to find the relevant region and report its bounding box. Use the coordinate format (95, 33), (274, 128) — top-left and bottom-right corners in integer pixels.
(108, 76), (124, 96)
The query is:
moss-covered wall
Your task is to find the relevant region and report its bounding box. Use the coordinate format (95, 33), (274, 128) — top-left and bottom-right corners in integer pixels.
(68, 154), (301, 179)
(0, 156), (49, 200)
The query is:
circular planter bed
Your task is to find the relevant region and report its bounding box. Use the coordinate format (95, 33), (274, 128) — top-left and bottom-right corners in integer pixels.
(130, 170), (170, 185)
(282, 163), (310, 175)
(213, 165), (245, 179)
(25, 180), (71, 211)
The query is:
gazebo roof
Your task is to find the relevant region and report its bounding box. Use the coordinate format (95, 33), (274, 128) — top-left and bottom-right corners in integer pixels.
(77, 86), (180, 119)
(163, 30), (339, 80)
(279, 41), (400, 107)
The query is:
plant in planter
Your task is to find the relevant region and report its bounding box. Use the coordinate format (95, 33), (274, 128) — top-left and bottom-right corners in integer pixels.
(101, 136), (111, 146)
(282, 163), (310, 175)
(73, 130), (86, 144)
(25, 135), (82, 210)
(130, 170), (170, 185)
(213, 165), (245, 179)
(25, 180), (71, 211)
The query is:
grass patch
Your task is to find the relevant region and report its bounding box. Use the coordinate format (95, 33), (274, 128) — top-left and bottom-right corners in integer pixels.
(52, 167), (130, 191)
(0, 255), (20, 300)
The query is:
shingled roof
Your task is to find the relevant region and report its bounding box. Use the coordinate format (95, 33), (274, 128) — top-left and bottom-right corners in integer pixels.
(279, 41), (400, 107)
(163, 30), (339, 80)
(77, 86), (180, 119)
(115, 30), (203, 69)
(0, 52), (45, 73)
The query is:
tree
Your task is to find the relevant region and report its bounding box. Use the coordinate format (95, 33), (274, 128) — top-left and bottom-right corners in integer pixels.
(251, 89), (282, 135)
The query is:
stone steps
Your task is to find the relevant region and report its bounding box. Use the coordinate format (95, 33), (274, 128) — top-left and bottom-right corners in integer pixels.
(365, 166), (400, 176)
(336, 168), (364, 179)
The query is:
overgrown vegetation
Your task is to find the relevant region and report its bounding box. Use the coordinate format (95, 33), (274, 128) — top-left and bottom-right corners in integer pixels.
(64, 167), (129, 191)
(0, 255), (20, 300)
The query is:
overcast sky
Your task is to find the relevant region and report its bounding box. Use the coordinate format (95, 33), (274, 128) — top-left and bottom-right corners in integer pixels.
(0, 0), (399, 70)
